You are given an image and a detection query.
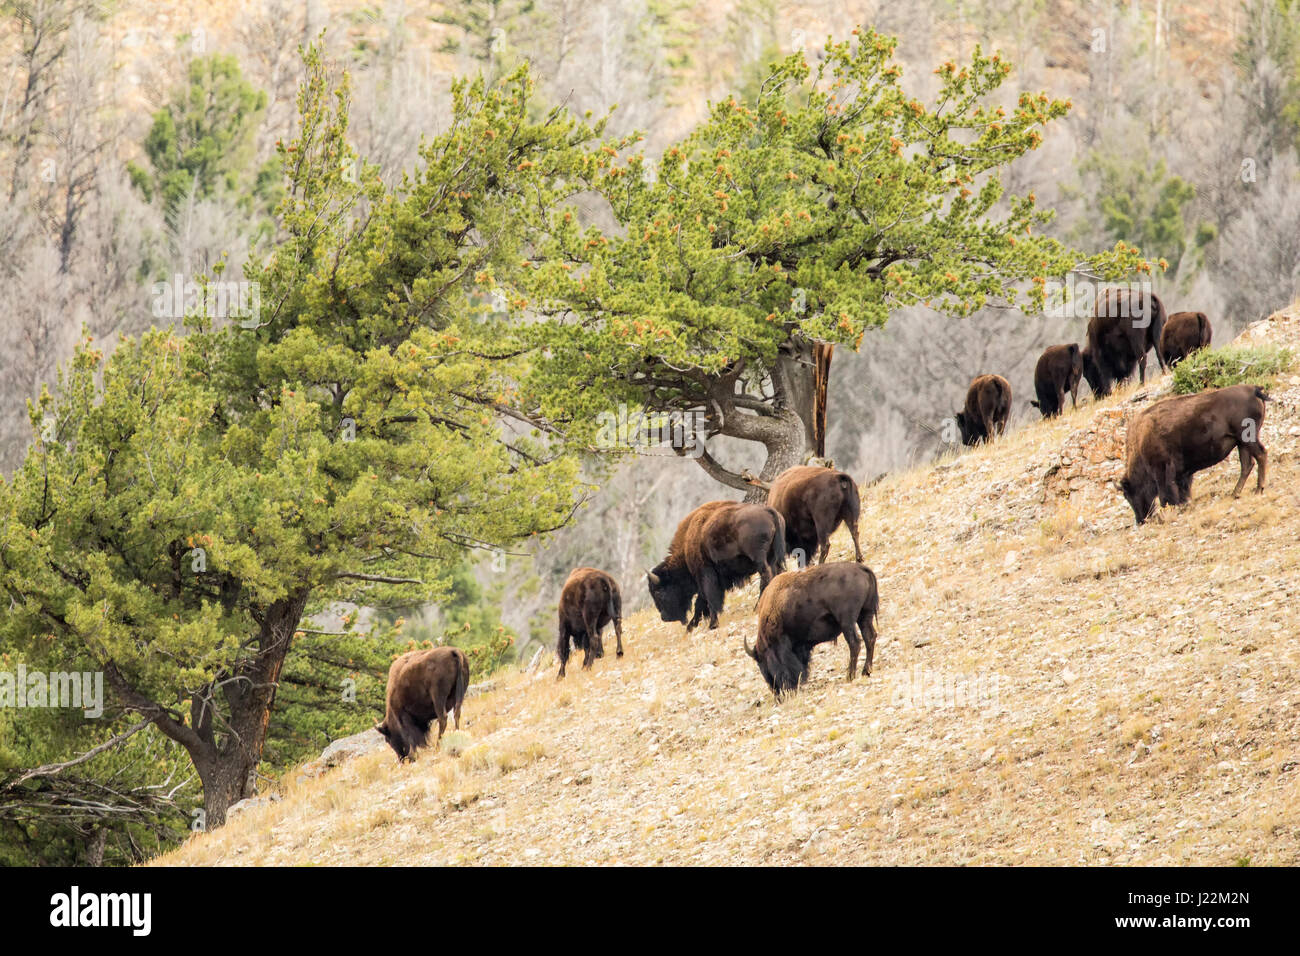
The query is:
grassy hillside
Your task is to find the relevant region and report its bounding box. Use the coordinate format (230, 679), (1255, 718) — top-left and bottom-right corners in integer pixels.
(157, 308), (1300, 866)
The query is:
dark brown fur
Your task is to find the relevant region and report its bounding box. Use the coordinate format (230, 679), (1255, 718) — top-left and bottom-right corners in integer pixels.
(744, 562), (880, 697)
(376, 647), (470, 762)
(647, 501), (786, 631)
(1030, 344), (1083, 418)
(955, 374), (1012, 445)
(1121, 384), (1269, 525)
(1159, 311), (1212, 367)
(556, 567), (623, 679)
(1082, 287), (1168, 396)
(766, 464), (863, 566)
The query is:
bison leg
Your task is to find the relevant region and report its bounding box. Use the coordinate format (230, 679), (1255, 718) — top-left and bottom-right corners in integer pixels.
(846, 517), (863, 564)
(686, 594), (706, 632)
(583, 612), (605, 665)
(840, 620), (862, 682)
(1232, 442), (1266, 496)
(859, 607), (878, 677)
(1070, 381), (1079, 410)
(1253, 443), (1268, 492)
(431, 698), (449, 745)
(1156, 461), (1180, 509)
(613, 614), (624, 658)
(697, 568), (725, 630)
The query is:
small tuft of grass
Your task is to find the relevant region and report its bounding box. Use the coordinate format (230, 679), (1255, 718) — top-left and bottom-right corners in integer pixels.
(1171, 344), (1293, 394)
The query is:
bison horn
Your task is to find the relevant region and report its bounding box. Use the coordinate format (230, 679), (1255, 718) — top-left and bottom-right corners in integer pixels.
(646, 569), (660, 586)
(742, 637), (757, 660)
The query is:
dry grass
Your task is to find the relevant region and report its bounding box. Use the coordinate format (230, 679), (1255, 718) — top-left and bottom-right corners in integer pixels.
(156, 311), (1300, 866)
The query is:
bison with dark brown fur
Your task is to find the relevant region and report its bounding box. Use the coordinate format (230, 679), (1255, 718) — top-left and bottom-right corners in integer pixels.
(1030, 344), (1083, 418)
(954, 374), (1012, 445)
(744, 562), (880, 697)
(647, 501), (785, 631)
(1121, 384), (1269, 525)
(1159, 311), (1212, 368)
(556, 567), (623, 679)
(766, 465), (863, 567)
(1082, 287), (1167, 397)
(376, 647), (470, 762)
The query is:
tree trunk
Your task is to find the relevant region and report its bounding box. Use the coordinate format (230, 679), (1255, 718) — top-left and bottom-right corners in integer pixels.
(696, 337), (830, 501)
(187, 589), (310, 829)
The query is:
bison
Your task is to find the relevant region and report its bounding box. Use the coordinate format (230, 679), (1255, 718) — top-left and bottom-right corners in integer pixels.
(556, 567), (623, 679)
(744, 562), (880, 697)
(766, 464), (864, 566)
(1082, 287), (1167, 397)
(1030, 344), (1083, 418)
(954, 374), (1012, 445)
(647, 501), (785, 631)
(376, 647), (470, 762)
(1120, 383), (1269, 525)
(1159, 311), (1212, 368)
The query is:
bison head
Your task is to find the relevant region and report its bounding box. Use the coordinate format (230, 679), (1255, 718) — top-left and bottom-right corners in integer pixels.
(1120, 473), (1157, 526)
(376, 720), (412, 763)
(374, 723), (408, 764)
(743, 635), (808, 698)
(953, 411), (980, 447)
(646, 564), (694, 624)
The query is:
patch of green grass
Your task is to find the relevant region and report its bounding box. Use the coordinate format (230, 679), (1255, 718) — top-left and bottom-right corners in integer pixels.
(1171, 344), (1294, 394)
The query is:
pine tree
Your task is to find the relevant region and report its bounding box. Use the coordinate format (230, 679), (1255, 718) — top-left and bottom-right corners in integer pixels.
(520, 29), (1148, 491)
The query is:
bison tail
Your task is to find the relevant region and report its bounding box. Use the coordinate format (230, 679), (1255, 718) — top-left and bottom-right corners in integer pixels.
(766, 507), (787, 569)
(454, 649), (470, 707)
(838, 473), (861, 524)
(1149, 293), (1168, 366)
(858, 563), (880, 630)
(607, 579), (622, 625)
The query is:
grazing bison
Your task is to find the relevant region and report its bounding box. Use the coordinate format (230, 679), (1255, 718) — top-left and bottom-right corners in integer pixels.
(744, 562), (880, 697)
(1030, 344), (1083, 418)
(376, 647), (470, 762)
(766, 464), (864, 566)
(556, 567), (623, 679)
(1159, 311), (1212, 368)
(1120, 384), (1269, 525)
(954, 374), (1012, 445)
(647, 501), (786, 631)
(1083, 288), (1167, 397)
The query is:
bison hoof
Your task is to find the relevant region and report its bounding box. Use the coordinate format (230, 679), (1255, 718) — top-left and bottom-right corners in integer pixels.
(616, 650), (624, 657)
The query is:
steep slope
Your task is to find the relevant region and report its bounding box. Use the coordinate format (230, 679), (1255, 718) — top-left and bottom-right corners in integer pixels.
(157, 309), (1300, 866)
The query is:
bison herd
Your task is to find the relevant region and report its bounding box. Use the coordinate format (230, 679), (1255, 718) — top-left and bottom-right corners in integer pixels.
(954, 288), (1267, 526)
(378, 288), (1274, 759)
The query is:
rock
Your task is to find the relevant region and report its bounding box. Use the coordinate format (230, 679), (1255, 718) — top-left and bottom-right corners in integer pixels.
(320, 729), (387, 766)
(299, 728), (388, 778)
(227, 793), (280, 818)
